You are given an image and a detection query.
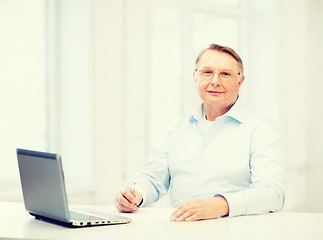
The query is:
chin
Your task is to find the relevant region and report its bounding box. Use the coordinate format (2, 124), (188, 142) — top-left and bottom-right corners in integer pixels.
(205, 96), (224, 103)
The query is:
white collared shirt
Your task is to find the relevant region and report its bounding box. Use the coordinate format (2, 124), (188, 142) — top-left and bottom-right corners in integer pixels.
(131, 97), (287, 217)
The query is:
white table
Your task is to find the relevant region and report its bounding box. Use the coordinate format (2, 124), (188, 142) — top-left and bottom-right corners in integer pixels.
(0, 202), (323, 240)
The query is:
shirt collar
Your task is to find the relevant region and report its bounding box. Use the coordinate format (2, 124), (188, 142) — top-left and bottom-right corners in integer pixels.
(190, 104), (204, 123)
(190, 95), (250, 124)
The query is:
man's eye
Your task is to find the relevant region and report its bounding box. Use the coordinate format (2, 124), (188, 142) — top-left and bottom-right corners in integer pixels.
(221, 71), (232, 76)
(203, 70), (213, 74)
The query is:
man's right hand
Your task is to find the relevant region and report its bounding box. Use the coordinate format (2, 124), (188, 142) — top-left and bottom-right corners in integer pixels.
(115, 186), (143, 213)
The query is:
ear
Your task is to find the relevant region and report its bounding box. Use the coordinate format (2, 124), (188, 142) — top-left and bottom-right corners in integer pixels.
(238, 75), (245, 87)
(193, 72), (198, 85)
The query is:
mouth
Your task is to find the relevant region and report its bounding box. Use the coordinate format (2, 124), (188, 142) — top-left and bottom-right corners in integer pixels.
(207, 90), (224, 95)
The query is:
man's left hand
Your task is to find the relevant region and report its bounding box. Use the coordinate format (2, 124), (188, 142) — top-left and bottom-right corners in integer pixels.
(170, 197), (229, 222)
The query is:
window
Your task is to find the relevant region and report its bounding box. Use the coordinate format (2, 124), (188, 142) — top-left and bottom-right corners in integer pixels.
(193, 13), (240, 53)
(199, 0), (242, 8)
(0, 0), (47, 199)
(150, 7), (183, 147)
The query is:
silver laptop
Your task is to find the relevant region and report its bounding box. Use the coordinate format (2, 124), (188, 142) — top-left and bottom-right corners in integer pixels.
(16, 148), (131, 227)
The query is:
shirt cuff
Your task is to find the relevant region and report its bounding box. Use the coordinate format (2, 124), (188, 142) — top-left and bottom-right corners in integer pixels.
(126, 182), (151, 207)
(133, 184), (148, 207)
(215, 192), (247, 217)
(137, 198), (144, 207)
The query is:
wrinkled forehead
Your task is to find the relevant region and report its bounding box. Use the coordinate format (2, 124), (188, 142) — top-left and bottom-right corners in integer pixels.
(196, 50), (240, 72)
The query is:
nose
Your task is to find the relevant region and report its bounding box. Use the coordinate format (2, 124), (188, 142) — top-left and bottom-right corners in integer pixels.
(210, 72), (221, 85)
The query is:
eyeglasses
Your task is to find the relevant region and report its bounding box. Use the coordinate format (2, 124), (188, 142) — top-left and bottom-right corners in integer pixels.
(195, 68), (240, 81)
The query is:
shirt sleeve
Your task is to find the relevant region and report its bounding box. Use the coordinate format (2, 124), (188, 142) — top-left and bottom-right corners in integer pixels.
(127, 117), (183, 207)
(217, 118), (287, 217)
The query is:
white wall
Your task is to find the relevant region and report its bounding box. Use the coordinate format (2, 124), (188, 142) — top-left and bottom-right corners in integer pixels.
(305, 0), (323, 212)
(92, 0), (127, 203)
(277, 0), (309, 211)
(48, 0), (94, 194)
(274, 0), (323, 212)
(246, 0), (280, 124)
(0, 0), (47, 200)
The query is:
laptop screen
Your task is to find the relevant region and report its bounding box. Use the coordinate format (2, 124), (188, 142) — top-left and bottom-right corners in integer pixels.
(17, 149), (70, 223)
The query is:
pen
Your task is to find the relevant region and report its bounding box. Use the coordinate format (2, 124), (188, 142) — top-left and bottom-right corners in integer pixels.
(132, 182), (136, 197)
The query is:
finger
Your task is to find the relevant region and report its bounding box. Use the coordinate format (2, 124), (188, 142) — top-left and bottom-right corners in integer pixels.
(118, 191), (131, 206)
(184, 213), (200, 222)
(115, 194), (137, 212)
(175, 209), (195, 222)
(122, 186), (144, 207)
(122, 186), (135, 203)
(117, 192), (137, 211)
(115, 199), (136, 213)
(115, 198), (129, 212)
(132, 191), (143, 205)
(170, 207), (185, 221)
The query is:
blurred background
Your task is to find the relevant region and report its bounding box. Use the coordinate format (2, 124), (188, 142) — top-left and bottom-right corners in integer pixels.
(0, 0), (322, 212)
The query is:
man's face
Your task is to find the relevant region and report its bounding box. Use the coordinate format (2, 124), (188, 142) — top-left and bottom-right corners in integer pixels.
(194, 49), (244, 110)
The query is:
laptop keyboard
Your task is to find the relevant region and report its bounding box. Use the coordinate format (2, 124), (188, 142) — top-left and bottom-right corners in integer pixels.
(69, 210), (105, 221)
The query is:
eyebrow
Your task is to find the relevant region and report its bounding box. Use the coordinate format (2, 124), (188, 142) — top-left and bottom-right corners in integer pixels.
(200, 67), (236, 72)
